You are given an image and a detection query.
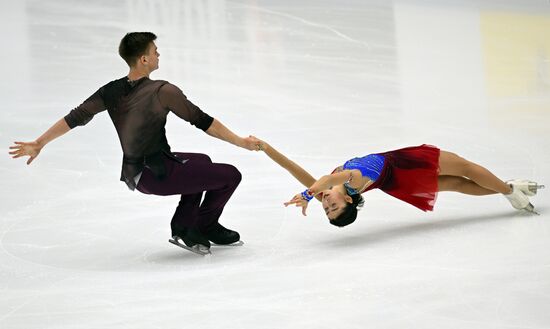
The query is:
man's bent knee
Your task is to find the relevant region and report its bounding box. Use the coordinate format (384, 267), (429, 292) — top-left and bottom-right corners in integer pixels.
(233, 166), (242, 185)
(223, 164), (242, 186)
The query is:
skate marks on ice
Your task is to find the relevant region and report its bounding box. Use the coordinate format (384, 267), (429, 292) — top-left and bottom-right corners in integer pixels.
(316, 210), (540, 250)
(228, 0), (372, 49)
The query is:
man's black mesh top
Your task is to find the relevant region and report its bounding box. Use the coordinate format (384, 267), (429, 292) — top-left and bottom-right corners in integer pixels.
(64, 77), (214, 190)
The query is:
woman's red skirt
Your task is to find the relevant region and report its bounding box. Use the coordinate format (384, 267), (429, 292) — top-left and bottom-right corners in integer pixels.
(365, 144), (440, 211)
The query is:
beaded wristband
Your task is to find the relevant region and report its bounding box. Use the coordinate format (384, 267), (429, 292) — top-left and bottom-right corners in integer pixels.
(301, 189), (314, 202)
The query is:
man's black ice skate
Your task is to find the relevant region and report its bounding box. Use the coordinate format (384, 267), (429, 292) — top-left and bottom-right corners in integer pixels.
(205, 223), (243, 246)
(169, 227), (211, 255)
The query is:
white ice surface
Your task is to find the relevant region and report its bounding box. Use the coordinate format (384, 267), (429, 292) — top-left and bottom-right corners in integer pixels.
(1, 0), (550, 328)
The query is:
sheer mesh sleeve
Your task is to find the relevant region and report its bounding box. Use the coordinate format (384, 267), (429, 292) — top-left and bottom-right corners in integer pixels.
(64, 88), (106, 128)
(158, 83), (213, 131)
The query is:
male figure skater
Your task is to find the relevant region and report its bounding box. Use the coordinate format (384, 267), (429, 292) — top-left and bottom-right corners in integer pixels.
(9, 32), (257, 255)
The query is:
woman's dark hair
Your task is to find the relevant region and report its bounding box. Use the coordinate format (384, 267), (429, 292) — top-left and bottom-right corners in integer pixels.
(119, 32), (157, 67)
(330, 193), (364, 227)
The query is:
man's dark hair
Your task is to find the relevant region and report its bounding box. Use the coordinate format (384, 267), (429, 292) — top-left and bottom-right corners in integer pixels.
(119, 32), (157, 67)
(330, 193), (364, 227)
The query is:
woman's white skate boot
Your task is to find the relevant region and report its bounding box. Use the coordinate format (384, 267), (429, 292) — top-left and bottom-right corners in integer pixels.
(506, 179), (545, 197)
(504, 186), (538, 215)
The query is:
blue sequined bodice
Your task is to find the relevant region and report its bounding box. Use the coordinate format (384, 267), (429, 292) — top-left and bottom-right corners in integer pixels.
(342, 154), (385, 195)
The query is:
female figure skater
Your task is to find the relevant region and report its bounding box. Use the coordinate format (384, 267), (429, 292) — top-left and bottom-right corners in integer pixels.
(251, 138), (543, 227)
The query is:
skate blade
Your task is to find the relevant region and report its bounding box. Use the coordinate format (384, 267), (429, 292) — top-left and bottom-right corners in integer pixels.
(212, 240), (244, 247)
(507, 180), (544, 196)
(169, 238), (211, 256)
(528, 183), (545, 195)
(524, 203), (540, 216)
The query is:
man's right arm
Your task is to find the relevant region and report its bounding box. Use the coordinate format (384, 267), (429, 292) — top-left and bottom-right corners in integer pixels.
(9, 118), (71, 165)
(9, 88), (106, 165)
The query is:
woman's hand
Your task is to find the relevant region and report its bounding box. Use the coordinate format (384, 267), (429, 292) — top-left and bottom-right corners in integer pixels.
(9, 141), (42, 165)
(248, 135), (269, 152)
(240, 136), (261, 151)
(284, 193), (310, 216)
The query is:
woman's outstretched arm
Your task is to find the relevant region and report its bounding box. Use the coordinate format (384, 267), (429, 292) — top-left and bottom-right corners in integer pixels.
(251, 136), (321, 201)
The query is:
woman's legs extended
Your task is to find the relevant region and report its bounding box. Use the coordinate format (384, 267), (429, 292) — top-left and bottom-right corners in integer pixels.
(436, 150), (539, 213)
(438, 151), (512, 194)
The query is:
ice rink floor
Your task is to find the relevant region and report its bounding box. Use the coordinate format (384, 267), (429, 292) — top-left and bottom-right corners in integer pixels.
(1, 0), (550, 328)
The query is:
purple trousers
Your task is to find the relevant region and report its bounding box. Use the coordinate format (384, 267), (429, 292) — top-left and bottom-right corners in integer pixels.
(136, 152), (241, 233)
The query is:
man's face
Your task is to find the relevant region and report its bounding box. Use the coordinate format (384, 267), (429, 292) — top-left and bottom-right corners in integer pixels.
(144, 42), (160, 71)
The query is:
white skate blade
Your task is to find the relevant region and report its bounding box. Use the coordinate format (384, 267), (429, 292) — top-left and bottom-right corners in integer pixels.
(169, 238), (211, 256)
(524, 203), (540, 216)
(524, 183), (544, 196)
(212, 240), (244, 247)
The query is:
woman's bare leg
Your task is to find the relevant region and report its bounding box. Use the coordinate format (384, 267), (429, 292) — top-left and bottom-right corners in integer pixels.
(438, 175), (497, 195)
(438, 151), (512, 194)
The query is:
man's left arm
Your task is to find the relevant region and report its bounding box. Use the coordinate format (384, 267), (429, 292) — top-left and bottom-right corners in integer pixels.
(205, 118), (257, 151)
(159, 83), (257, 151)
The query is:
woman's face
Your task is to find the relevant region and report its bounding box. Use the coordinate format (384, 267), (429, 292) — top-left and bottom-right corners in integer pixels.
(321, 186), (353, 220)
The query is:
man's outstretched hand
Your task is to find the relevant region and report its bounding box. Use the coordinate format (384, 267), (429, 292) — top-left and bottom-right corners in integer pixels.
(241, 136), (264, 151)
(9, 141), (42, 165)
